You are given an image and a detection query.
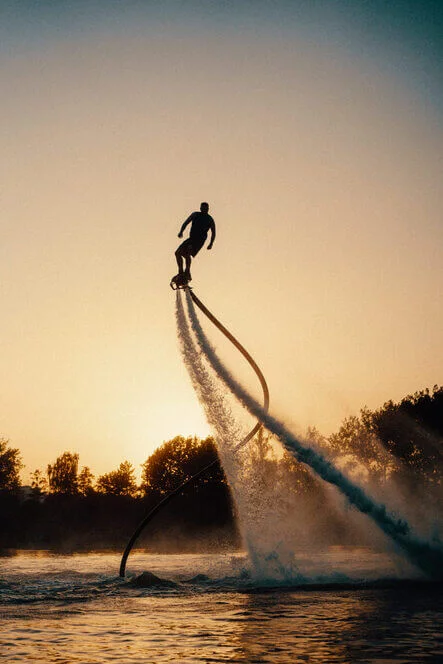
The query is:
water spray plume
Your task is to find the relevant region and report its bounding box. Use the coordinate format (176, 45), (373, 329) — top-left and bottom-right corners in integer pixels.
(176, 292), (285, 576)
(185, 289), (443, 580)
(119, 290), (270, 577)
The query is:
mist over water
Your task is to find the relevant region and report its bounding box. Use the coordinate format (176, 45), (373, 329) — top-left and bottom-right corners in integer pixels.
(182, 290), (443, 580)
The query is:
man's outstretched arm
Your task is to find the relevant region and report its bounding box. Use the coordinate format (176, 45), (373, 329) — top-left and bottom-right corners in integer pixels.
(178, 214), (194, 238)
(207, 220), (216, 249)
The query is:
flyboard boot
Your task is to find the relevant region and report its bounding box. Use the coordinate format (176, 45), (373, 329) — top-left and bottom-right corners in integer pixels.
(170, 270), (192, 290)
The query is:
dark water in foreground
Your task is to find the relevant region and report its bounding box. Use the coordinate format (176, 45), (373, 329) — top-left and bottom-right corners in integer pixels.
(1, 549), (442, 663)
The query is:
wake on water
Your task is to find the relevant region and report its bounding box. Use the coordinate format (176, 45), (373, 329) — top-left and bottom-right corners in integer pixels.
(176, 289), (443, 581)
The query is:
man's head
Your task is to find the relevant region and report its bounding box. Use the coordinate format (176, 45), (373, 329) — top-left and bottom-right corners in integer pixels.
(200, 202), (209, 213)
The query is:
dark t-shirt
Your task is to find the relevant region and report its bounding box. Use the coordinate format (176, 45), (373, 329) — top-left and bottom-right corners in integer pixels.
(188, 211), (215, 241)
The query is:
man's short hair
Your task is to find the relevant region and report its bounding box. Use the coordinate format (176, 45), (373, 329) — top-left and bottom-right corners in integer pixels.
(200, 202), (209, 211)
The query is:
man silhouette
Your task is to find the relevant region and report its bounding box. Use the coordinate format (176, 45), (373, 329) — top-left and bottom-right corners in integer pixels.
(174, 202), (216, 282)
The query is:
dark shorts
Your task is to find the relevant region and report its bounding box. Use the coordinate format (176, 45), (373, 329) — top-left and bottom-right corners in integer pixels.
(177, 235), (206, 257)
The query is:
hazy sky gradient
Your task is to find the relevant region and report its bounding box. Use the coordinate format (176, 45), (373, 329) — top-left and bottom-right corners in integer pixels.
(1, 1), (442, 481)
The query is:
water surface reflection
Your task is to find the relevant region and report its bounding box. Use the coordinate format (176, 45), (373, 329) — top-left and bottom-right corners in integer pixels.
(224, 587), (443, 663)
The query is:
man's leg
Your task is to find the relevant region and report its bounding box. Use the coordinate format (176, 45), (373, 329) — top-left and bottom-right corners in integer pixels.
(184, 254), (192, 279)
(175, 247), (185, 274)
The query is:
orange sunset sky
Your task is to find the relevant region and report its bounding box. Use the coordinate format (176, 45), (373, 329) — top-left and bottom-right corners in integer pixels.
(1, 2), (442, 481)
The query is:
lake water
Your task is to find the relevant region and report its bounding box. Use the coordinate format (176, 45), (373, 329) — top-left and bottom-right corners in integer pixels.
(1, 549), (442, 663)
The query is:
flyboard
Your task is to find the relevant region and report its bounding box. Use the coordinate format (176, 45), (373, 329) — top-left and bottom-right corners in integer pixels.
(170, 272), (191, 290)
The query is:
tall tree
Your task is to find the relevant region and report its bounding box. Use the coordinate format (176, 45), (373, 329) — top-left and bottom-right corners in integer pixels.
(0, 439), (23, 491)
(141, 436), (224, 497)
(96, 461), (138, 497)
(30, 468), (48, 496)
(369, 386), (443, 484)
(47, 452), (79, 495)
(78, 466), (95, 496)
(327, 412), (396, 483)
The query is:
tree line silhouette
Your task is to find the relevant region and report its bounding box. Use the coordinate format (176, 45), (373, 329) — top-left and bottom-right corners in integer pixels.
(0, 385), (441, 552)
(0, 435), (235, 552)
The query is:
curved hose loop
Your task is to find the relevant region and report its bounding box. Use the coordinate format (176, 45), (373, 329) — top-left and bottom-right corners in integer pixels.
(119, 287), (269, 577)
(188, 288), (270, 449)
